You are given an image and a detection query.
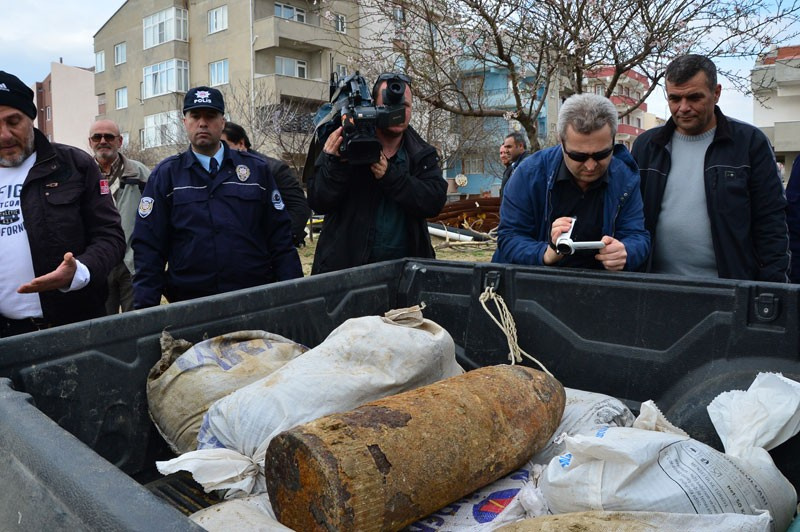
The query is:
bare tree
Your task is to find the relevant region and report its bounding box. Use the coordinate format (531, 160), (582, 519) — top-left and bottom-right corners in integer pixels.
(221, 79), (318, 179)
(352, 0), (800, 151)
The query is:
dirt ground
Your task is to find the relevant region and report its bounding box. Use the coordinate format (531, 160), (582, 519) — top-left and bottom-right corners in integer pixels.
(298, 234), (496, 276)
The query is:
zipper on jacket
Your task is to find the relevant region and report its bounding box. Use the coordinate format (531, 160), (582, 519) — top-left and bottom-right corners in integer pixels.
(610, 191), (629, 236)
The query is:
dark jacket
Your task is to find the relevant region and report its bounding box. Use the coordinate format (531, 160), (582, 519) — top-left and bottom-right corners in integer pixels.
(21, 129), (125, 325)
(132, 145), (302, 308)
(786, 163), (800, 283)
(500, 150), (530, 198)
(631, 107), (789, 282)
(492, 144), (650, 270)
(249, 150), (310, 247)
(307, 126), (447, 274)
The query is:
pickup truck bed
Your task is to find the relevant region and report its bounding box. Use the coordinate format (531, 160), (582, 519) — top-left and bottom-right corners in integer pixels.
(0, 259), (797, 531)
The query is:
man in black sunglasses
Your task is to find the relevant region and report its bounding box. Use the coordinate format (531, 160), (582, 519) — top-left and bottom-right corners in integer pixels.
(493, 93), (650, 271)
(89, 119), (150, 314)
(308, 72), (447, 274)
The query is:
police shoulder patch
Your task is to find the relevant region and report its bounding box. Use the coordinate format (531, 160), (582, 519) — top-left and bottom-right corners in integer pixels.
(138, 196), (155, 218)
(271, 189), (285, 210)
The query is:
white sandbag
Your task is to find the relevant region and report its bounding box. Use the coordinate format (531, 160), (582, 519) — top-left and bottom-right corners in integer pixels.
(530, 387), (634, 465)
(540, 390), (800, 532)
(495, 510), (772, 531)
(190, 494), (292, 532)
(406, 388), (634, 531)
(158, 305), (463, 497)
(147, 330), (307, 454)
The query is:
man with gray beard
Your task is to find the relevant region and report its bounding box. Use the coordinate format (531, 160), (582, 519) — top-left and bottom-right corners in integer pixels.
(0, 71), (124, 336)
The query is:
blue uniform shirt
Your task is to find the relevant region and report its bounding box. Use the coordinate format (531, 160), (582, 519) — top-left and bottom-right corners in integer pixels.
(132, 144), (302, 308)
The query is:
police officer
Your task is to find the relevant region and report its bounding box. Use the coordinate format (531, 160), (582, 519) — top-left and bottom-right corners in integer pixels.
(132, 86), (302, 308)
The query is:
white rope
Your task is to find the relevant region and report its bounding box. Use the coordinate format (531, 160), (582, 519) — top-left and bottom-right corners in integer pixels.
(479, 285), (553, 377)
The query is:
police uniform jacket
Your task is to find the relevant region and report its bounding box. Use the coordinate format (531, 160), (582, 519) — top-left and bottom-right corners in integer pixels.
(21, 129), (125, 325)
(132, 144), (302, 308)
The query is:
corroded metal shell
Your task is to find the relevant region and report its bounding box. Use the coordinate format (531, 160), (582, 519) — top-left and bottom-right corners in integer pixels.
(265, 365), (565, 532)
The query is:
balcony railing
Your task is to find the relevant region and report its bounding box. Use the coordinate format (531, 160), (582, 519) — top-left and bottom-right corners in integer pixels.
(617, 123), (645, 137)
(255, 74), (328, 103)
(253, 15), (342, 52)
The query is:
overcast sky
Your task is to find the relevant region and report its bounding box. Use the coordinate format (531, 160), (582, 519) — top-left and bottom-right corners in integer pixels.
(0, 0), (771, 124)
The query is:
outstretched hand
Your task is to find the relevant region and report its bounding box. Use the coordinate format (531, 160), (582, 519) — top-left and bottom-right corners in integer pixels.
(17, 252), (77, 293)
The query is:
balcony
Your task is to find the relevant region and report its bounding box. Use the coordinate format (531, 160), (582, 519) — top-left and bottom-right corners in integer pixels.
(774, 121), (800, 152)
(255, 74), (328, 103)
(253, 15), (341, 53)
(617, 123), (645, 138)
(610, 95), (647, 113)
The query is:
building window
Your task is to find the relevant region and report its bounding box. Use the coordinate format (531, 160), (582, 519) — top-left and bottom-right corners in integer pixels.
(143, 7), (188, 49)
(463, 157), (484, 174)
(209, 59), (229, 86)
(275, 56), (307, 78)
(95, 51), (105, 73)
(114, 43), (127, 65)
(97, 93), (106, 115)
(334, 13), (346, 33)
(46, 106), (52, 121)
(143, 110), (182, 148)
(208, 6), (228, 34)
(121, 132), (129, 147)
(143, 59), (190, 99)
(594, 84), (604, 95)
(393, 6), (405, 22)
(275, 3), (305, 22)
(115, 87), (128, 109)
(635, 117), (642, 129)
(335, 63), (347, 79)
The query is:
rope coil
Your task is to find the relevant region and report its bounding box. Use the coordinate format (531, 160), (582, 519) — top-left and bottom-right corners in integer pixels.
(479, 285), (553, 377)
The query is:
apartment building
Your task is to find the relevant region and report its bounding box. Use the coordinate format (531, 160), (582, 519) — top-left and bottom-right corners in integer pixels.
(585, 67), (650, 149)
(752, 44), (800, 182)
(93, 0), (359, 169)
(34, 62), (96, 154)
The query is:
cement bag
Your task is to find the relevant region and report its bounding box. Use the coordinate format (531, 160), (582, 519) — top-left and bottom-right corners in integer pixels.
(158, 305), (463, 497)
(530, 387), (634, 465)
(190, 494), (291, 532)
(147, 330), (308, 454)
(405, 388), (634, 531)
(496, 510), (771, 531)
(540, 381), (800, 532)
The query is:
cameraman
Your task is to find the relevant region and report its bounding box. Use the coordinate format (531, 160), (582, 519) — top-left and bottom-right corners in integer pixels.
(307, 73), (447, 274)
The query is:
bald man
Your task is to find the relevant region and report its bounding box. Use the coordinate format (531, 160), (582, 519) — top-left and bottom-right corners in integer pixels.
(89, 119), (150, 312)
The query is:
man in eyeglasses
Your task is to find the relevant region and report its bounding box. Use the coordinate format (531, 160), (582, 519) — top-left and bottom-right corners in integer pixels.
(0, 71), (124, 337)
(89, 120), (150, 313)
(307, 72), (447, 274)
(632, 54), (788, 282)
(493, 93), (650, 271)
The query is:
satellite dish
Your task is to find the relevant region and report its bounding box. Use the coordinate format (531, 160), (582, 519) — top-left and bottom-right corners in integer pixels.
(455, 174), (468, 187)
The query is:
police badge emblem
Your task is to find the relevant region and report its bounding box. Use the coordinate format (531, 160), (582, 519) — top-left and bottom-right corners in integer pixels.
(138, 197), (155, 218)
(236, 165), (250, 182)
(271, 189), (286, 210)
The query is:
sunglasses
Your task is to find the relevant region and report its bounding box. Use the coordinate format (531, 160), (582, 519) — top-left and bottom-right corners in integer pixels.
(90, 133), (119, 142)
(561, 142), (614, 163)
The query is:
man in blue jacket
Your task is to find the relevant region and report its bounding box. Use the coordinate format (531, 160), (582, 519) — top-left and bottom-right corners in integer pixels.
(132, 87), (302, 308)
(493, 93), (650, 271)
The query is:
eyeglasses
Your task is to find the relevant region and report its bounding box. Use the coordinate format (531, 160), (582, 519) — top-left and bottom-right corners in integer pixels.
(90, 133), (119, 142)
(561, 142), (614, 163)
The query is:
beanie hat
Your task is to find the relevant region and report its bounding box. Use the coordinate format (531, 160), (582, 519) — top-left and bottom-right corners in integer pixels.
(0, 71), (37, 120)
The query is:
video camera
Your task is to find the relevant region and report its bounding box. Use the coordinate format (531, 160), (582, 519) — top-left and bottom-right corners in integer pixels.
(309, 71), (408, 166)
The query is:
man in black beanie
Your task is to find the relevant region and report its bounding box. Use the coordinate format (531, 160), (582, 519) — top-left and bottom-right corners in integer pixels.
(0, 71), (124, 336)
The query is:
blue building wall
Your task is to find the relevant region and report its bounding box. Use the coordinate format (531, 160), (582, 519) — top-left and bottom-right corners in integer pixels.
(445, 68), (549, 196)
